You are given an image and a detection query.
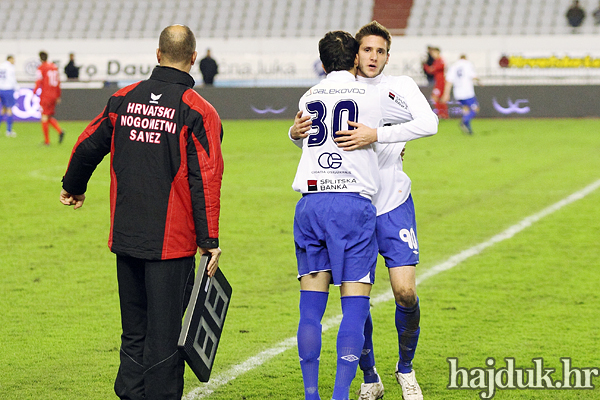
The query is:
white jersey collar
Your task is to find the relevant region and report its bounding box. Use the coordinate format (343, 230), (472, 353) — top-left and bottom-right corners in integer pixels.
(356, 73), (385, 85)
(325, 70), (357, 82)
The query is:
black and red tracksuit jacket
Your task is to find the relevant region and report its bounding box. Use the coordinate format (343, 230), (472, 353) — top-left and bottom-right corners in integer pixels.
(62, 66), (223, 260)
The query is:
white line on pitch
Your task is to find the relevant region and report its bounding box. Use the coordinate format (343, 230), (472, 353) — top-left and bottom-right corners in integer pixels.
(183, 178), (600, 400)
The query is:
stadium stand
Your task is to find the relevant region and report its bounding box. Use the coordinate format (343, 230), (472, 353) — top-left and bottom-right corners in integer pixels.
(405, 0), (600, 36)
(2, 0), (598, 40)
(0, 0), (375, 39)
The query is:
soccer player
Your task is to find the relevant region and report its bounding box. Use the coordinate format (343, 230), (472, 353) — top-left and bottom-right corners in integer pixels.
(34, 51), (65, 145)
(0, 55), (18, 137)
(291, 21), (438, 400)
(442, 54), (480, 135)
(422, 47), (448, 119)
(291, 30), (382, 400)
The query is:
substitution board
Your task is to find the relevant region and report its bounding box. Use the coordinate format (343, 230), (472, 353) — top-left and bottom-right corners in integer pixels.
(178, 254), (232, 382)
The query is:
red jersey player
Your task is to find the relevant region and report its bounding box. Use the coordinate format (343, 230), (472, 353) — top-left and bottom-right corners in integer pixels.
(422, 47), (448, 119)
(34, 51), (64, 145)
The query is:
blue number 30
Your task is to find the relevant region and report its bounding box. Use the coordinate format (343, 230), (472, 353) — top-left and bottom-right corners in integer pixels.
(306, 99), (358, 147)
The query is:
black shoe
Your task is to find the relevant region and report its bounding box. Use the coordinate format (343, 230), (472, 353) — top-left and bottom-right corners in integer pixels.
(59, 131), (65, 144)
(459, 122), (473, 135)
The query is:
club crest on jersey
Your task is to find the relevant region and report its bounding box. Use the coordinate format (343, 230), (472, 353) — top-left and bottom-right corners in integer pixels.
(150, 93), (162, 104)
(388, 91), (408, 109)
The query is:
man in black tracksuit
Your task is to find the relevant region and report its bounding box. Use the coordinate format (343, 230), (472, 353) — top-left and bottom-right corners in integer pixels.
(60, 25), (224, 400)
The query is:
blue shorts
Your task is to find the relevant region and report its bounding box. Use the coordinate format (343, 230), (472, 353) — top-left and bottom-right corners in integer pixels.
(376, 194), (420, 268)
(459, 97), (478, 111)
(0, 90), (15, 108)
(294, 192), (377, 286)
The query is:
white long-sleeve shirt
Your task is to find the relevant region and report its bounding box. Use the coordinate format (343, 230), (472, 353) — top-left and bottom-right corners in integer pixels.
(292, 71), (382, 199)
(358, 74), (438, 215)
(0, 61), (18, 91)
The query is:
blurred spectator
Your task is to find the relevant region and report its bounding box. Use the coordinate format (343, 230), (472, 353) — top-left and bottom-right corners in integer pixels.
(199, 49), (218, 86)
(64, 53), (80, 80)
(593, 1), (600, 25)
(423, 46), (435, 86)
(566, 0), (586, 28)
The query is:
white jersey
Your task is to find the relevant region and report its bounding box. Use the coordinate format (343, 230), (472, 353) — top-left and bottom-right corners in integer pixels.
(446, 59), (477, 100)
(0, 61), (17, 91)
(292, 71), (382, 199)
(357, 74), (438, 215)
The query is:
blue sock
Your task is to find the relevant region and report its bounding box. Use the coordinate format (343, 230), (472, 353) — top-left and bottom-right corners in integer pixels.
(332, 296), (370, 400)
(396, 297), (420, 374)
(463, 109), (476, 132)
(6, 114), (13, 132)
(298, 290), (329, 400)
(359, 312), (379, 383)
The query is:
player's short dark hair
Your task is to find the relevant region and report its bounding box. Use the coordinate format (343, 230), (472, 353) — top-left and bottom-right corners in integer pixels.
(159, 25), (196, 64)
(355, 21), (392, 53)
(318, 31), (358, 74)
(39, 51), (48, 62)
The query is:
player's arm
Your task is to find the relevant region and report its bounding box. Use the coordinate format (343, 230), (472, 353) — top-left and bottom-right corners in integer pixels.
(33, 69), (42, 94)
(333, 122), (378, 150)
(289, 110), (311, 148)
(336, 78), (438, 150)
(441, 80), (453, 104)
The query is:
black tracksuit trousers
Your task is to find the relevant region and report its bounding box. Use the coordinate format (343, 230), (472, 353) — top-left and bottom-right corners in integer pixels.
(114, 255), (195, 400)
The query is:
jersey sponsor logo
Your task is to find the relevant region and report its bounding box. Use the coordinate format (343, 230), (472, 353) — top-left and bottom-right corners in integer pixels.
(492, 97), (530, 114)
(150, 93), (162, 104)
(388, 90), (408, 109)
(307, 87), (366, 96)
(318, 178), (357, 191)
(318, 152), (342, 169)
(307, 180), (318, 192)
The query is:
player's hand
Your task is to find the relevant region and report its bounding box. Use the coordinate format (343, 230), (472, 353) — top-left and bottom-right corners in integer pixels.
(440, 93), (450, 104)
(201, 247), (222, 277)
(290, 111), (311, 140)
(57, 98), (62, 105)
(60, 189), (86, 209)
(334, 121), (377, 151)
(401, 146), (406, 161)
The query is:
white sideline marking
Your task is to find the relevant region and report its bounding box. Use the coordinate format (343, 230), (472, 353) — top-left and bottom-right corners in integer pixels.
(183, 179), (600, 400)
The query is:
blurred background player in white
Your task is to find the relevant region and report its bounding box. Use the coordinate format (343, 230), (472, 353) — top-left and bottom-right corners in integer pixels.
(0, 55), (18, 137)
(290, 30), (382, 400)
(291, 20), (438, 400)
(442, 54), (480, 135)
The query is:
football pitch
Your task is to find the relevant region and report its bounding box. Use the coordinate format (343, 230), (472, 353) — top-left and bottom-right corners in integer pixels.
(0, 118), (599, 400)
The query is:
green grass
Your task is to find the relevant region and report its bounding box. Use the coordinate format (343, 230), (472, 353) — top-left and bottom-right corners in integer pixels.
(0, 118), (599, 399)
